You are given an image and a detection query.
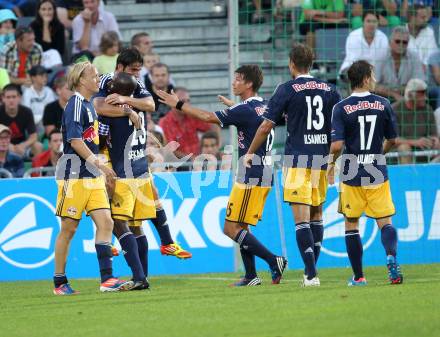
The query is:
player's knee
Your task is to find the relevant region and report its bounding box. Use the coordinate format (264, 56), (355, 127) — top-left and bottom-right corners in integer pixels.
(60, 223), (77, 240)
(345, 218), (359, 231)
(113, 220), (130, 237)
(223, 221), (241, 239)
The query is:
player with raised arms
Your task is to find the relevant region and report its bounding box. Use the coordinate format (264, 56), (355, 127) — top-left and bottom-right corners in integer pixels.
(245, 44), (341, 287)
(158, 65), (287, 286)
(327, 60), (403, 286)
(53, 61), (135, 294)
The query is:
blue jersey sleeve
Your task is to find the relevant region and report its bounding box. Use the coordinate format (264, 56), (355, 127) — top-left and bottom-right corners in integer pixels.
(264, 84), (289, 124)
(214, 104), (246, 127)
(64, 96), (84, 142)
(331, 104), (345, 142)
(384, 102), (398, 140)
(135, 80), (152, 98)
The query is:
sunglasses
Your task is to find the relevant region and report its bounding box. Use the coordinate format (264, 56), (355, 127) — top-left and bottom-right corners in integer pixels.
(393, 39), (409, 45)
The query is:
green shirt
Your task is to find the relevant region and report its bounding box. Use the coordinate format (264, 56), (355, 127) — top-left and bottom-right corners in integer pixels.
(92, 54), (118, 76)
(301, 0), (345, 23)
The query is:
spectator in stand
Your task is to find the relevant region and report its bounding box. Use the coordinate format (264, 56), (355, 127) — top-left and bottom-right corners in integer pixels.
(146, 110), (165, 138)
(21, 65), (56, 130)
(0, 9), (17, 51)
(142, 52), (159, 87)
(193, 131), (223, 171)
(0, 124), (24, 177)
(427, 49), (440, 108)
(340, 11), (389, 74)
(131, 32), (154, 79)
(148, 63), (175, 121)
(0, 67), (9, 90)
(299, 0), (348, 50)
(72, 0), (119, 56)
(392, 79), (439, 163)
(30, 0), (65, 58)
(407, 4), (438, 65)
(92, 31), (120, 75)
(158, 87), (215, 159)
(375, 26), (425, 102)
(401, 0), (433, 20)
(0, 84), (42, 158)
(43, 75), (71, 136)
(0, 26), (42, 86)
(349, 1), (401, 29)
(56, 0), (83, 29)
(0, 0), (36, 18)
(31, 128), (61, 176)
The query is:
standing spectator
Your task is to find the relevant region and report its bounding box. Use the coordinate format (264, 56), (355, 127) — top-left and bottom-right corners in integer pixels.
(0, 84), (42, 158)
(392, 79), (439, 163)
(427, 49), (440, 108)
(21, 65), (56, 129)
(0, 26), (42, 86)
(407, 4), (438, 65)
(30, 0), (65, 57)
(0, 9), (17, 51)
(92, 31), (120, 75)
(31, 128), (62, 176)
(375, 26), (425, 102)
(43, 75), (71, 136)
(349, 1), (401, 29)
(158, 87), (213, 158)
(299, 0), (347, 50)
(0, 124), (24, 177)
(148, 63), (175, 121)
(72, 0), (119, 56)
(401, 0), (433, 20)
(340, 11), (389, 74)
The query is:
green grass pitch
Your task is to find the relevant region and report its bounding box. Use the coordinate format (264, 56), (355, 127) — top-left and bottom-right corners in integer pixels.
(2, 264), (440, 337)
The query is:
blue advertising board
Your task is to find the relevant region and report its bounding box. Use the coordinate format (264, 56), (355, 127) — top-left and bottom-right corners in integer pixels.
(0, 165), (439, 281)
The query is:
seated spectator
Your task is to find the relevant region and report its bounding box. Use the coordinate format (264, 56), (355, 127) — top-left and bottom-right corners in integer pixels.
(340, 11), (389, 74)
(131, 32), (154, 78)
(0, 9), (17, 51)
(92, 31), (120, 75)
(0, 124), (23, 177)
(30, 0), (65, 57)
(407, 4), (438, 65)
(0, 0), (36, 17)
(375, 26), (425, 102)
(43, 75), (71, 136)
(148, 63), (175, 121)
(401, 0), (433, 20)
(193, 131), (222, 171)
(299, 0), (348, 50)
(0, 84), (42, 158)
(142, 52), (159, 87)
(392, 79), (439, 163)
(31, 128), (61, 176)
(72, 0), (120, 56)
(56, 0), (83, 29)
(0, 26), (42, 86)
(21, 65), (56, 130)
(349, 1), (401, 29)
(158, 87), (214, 159)
(427, 49), (440, 108)
(146, 110), (165, 138)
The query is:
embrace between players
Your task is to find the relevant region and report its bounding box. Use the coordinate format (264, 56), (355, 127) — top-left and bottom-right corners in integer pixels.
(53, 43), (403, 294)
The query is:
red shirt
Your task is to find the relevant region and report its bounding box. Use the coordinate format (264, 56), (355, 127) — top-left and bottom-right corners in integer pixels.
(31, 150), (51, 177)
(17, 51), (28, 78)
(159, 110), (211, 156)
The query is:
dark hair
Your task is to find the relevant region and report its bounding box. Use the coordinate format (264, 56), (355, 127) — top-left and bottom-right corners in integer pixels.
(108, 72), (137, 96)
(99, 31), (121, 54)
(289, 43), (314, 72)
(2, 83), (21, 95)
(347, 60), (373, 90)
(150, 62), (170, 75)
(48, 128), (61, 141)
(408, 4), (426, 19)
(14, 26), (34, 40)
(32, 0), (62, 34)
(362, 10), (379, 22)
(53, 75), (67, 90)
(116, 48), (143, 68)
(130, 32), (150, 47)
(235, 64), (263, 92)
(201, 131), (219, 145)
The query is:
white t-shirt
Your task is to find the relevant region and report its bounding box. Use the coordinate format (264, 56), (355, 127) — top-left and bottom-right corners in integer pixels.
(407, 24), (439, 65)
(22, 85), (57, 126)
(340, 28), (389, 73)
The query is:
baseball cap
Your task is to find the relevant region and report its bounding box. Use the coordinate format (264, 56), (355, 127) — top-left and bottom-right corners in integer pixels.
(0, 9), (17, 24)
(0, 124), (11, 135)
(405, 78), (427, 92)
(29, 65), (50, 77)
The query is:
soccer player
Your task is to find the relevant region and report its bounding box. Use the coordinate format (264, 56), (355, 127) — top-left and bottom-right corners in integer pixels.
(53, 62), (132, 295)
(245, 44), (341, 287)
(157, 65), (287, 286)
(94, 48), (191, 284)
(327, 60), (403, 286)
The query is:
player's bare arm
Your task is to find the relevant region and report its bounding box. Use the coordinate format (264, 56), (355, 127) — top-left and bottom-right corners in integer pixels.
(93, 98), (142, 129)
(105, 94), (155, 113)
(157, 90), (221, 124)
(327, 140), (344, 185)
(217, 95), (235, 107)
(244, 119), (274, 168)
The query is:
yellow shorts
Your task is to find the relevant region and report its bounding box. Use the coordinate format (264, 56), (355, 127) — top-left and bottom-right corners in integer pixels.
(56, 177), (110, 220)
(339, 180), (395, 219)
(99, 146), (112, 168)
(283, 168), (327, 206)
(226, 183), (271, 226)
(111, 178), (156, 221)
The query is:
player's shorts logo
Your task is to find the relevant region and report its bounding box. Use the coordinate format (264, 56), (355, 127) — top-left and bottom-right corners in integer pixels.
(0, 193), (61, 269)
(321, 187), (378, 258)
(67, 206), (77, 216)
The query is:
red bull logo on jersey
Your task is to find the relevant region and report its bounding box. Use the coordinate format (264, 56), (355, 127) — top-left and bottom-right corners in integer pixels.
(343, 101), (385, 114)
(292, 81), (331, 92)
(255, 106), (267, 116)
(82, 124), (99, 144)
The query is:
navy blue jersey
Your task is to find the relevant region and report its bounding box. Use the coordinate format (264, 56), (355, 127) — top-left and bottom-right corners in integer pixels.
(58, 92), (100, 180)
(214, 97), (273, 186)
(96, 73), (151, 178)
(264, 75), (341, 169)
(331, 92), (398, 186)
